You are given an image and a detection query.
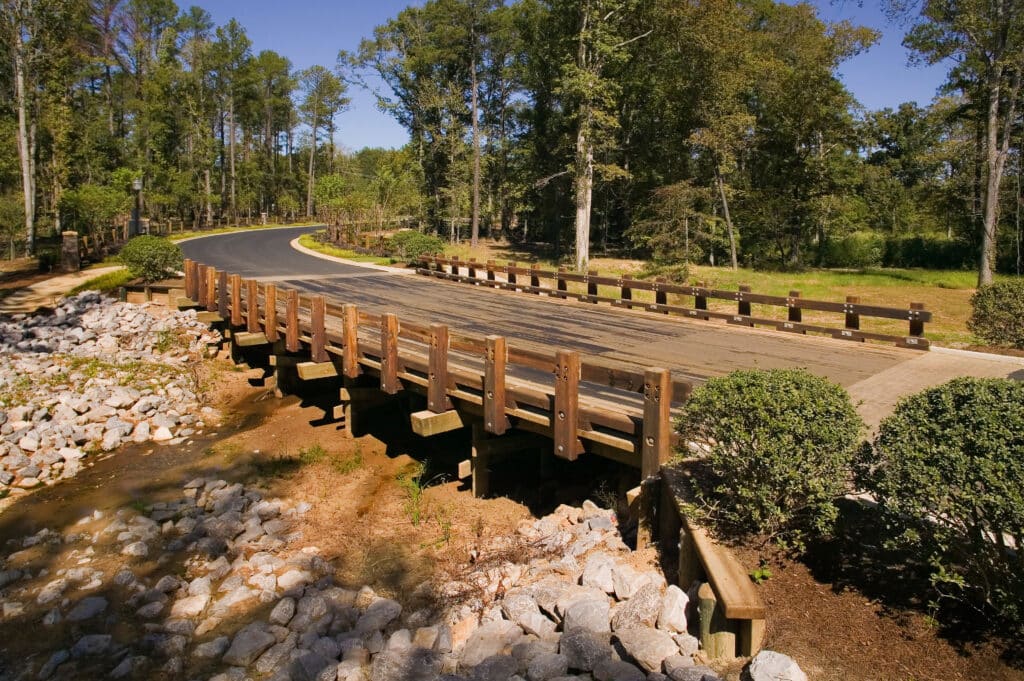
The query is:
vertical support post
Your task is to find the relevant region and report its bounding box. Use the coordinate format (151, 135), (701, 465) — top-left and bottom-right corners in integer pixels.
(246, 280), (260, 333)
(620, 274), (633, 302)
(553, 350), (583, 460)
(380, 313), (399, 394)
(486, 260), (496, 282)
(311, 295), (328, 363)
(471, 423), (490, 499)
(557, 267), (568, 297)
(655, 277), (668, 311)
(506, 261), (517, 286)
(428, 324), (451, 412)
(642, 369), (672, 480)
(695, 282), (708, 312)
(229, 274), (242, 326)
(342, 304), (360, 378)
(450, 255), (460, 276)
(197, 264), (208, 308)
(909, 302), (926, 337)
(61, 231), (80, 273)
(788, 290), (802, 323)
(738, 284), (752, 317)
(264, 284), (279, 341)
(217, 270), (228, 319)
(699, 583), (737, 660)
(184, 259), (196, 300)
(845, 295), (861, 330)
(205, 267), (217, 311)
(530, 264), (541, 292)
(587, 269), (598, 300)
(468, 258), (477, 278)
(286, 289), (299, 352)
(484, 336), (508, 435)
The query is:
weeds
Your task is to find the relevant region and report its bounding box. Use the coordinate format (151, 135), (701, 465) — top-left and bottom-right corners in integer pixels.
(299, 443), (327, 465)
(331, 444), (364, 474)
(397, 461), (428, 526)
(253, 455), (302, 478)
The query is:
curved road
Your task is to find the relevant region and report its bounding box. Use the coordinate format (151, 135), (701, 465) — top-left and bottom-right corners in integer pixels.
(182, 227), (1023, 427)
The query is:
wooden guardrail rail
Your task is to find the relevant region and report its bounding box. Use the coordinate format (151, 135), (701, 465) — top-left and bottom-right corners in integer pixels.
(182, 259), (690, 478)
(416, 255), (931, 349)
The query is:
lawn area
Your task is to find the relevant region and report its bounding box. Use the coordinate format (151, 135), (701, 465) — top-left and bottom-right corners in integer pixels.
(442, 239), (1012, 347)
(69, 268), (134, 294)
(167, 221), (320, 242)
(297, 232), (394, 266)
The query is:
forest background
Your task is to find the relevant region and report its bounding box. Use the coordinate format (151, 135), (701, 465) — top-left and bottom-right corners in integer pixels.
(2, 0), (1022, 286)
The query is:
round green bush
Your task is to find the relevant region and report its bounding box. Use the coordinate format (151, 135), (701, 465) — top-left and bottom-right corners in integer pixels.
(387, 230), (446, 264)
(678, 369), (862, 542)
(969, 279), (1024, 349)
(118, 235), (183, 282)
(858, 378), (1024, 627)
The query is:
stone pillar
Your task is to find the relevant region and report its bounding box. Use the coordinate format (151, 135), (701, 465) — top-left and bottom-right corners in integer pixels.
(61, 231), (80, 273)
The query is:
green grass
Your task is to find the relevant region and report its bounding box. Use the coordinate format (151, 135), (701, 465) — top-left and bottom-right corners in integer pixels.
(69, 268), (134, 294)
(298, 443), (328, 465)
(298, 232), (394, 266)
(167, 221), (320, 242)
(331, 445), (364, 474)
(397, 461), (428, 526)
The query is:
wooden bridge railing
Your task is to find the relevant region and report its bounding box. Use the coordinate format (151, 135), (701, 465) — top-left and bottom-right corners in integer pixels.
(182, 259), (690, 476)
(416, 255), (931, 349)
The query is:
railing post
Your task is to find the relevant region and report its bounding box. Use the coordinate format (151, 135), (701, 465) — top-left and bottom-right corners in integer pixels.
(642, 369), (672, 480)
(311, 295), (328, 363)
(530, 264), (541, 292)
(909, 302), (926, 337)
(694, 282), (707, 312)
(486, 260), (496, 282)
(738, 285), (752, 317)
(216, 271), (228, 319)
(484, 336), (509, 435)
(845, 295), (860, 330)
(557, 267), (568, 297)
(587, 270), (599, 301)
(620, 274), (633, 302)
(342, 304), (360, 378)
(787, 290), (802, 323)
(655, 277), (668, 312)
(553, 350), (583, 460)
(184, 259), (195, 300)
(380, 313), (400, 394)
(506, 261), (517, 286)
(265, 284), (279, 341)
(230, 274), (242, 326)
(450, 255), (460, 276)
(196, 264), (208, 308)
(246, 280), (260, 333)
(428, 324), (451, 413)
(468, 258), (477, 279)
(205, 267), (216, 311)
(286, 289), (299, 352)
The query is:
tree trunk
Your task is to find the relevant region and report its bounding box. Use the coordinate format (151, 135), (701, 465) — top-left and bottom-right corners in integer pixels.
(470, 54), (481, 247)
(716, 169), (738, 270)
(306, 120), (317, 218)
(204, 169), (212, 226)
(229, 97), (237, 221)
(979, 68), (1022, 286)
(574, 117), (593, 272)
(14, 45), (35, 256)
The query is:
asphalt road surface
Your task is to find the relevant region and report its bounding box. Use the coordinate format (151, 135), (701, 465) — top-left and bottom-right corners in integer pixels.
(182, 227), (1023, 427)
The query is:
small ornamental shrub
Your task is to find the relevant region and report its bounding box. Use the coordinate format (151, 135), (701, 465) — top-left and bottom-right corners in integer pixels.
(387, 230), (446, 264)
(857, 378), (1024, 627)
(969, 279), (1024, 349)
(678, 369), (862, 543)
(118, 235), (183, 282)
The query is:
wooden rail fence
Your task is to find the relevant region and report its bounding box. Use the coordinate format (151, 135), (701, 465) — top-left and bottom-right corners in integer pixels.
(417, 255), (931, 349)
(176, 257), (768, 660)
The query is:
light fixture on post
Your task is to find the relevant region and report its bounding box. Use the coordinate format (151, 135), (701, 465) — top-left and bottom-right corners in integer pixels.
(131, 178), (143, 236)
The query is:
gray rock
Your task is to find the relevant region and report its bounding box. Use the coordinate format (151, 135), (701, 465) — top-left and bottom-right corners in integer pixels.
(194, 636), (230, 658)
(611, 564), (649, 601)
(656, 586), (688, 634)
(611, 584), (661, 631)
(170, 593), (210, 618)
(71, 634), (112, 657)
(370, 648), (442, 681)
(527, 652), (569, 681)
(254, 634), (297, 674)
(222, 623), (276, 666)
(673, 634), (699, 657)
(37, 649), (69, 680)
(270, 597), (296, 626)
(593, 659), (646, 681)
(470, 654), (520, 681)
(461, 620), (524, 668)
(66, 596), (108, 622)
(614, 627), (678, 674)
(747, 651), (807, 681)
(559, 628), (611, 672)
(563, 598), (610, 634)
(289, 651), (334, 681)
(356, 598), (402, 633)
(581, 553), (615, 594)
(668, 665), (719, 681)
(0, 569), (23, 589)
(662, 655), (693, 676)
(122, 540), (148, 557)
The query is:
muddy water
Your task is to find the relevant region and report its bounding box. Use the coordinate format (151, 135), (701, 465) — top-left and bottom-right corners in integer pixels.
(0, 394), (281, 549)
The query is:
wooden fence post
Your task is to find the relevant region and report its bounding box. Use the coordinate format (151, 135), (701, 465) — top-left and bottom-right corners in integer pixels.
(484, 336), (509, 435)
(184, 259), (195, 300)
(428, 324), (451, 413)
(788, 290), (802, 323)
(311, 295), (328, 362)
(342, 304), (360, 378)
(557, 267), (568, 297)
(265, 284), (279, 341)
(642, 369), (672, 480)
(286, 289), (299, 352)
(450, 256), (460, 276)
(196, 264), (208, 308)
(205, 267), (216, 311)
(380, 313), (399, 394)
(246, 280), (260, 333)
(553, 350), (583, 460)
(909, 302), (926, 337)
(620, 274), (633, 302)
(230, 274), (242, 326)
(530, 264), (541, 292)
(507, 261), (517, 286)
(587, 270), (599, 301)
(655, 277), (668, 311)
(486, 260), (496, 282)
(217, 270), (228, 318)
(468, 259), (477, 278)
(845, 295), (860, 330)
(738, 285), (752, 317)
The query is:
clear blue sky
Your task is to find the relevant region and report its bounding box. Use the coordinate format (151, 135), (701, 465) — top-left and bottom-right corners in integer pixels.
(197, 0), (950, 151)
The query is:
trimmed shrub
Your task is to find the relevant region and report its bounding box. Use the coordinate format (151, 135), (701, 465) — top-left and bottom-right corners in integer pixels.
(857, 378), (1024, 627)
(969, 279), (1024, 348)
(387, 230), (446, 264)
(118, 235), (183, 282)
(677, 369), (862, 542)
(823, 231), (885, 268)
(883, 233), (973, 270)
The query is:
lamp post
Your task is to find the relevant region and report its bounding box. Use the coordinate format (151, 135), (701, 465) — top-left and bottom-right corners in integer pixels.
(131, 178), (142, 236)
